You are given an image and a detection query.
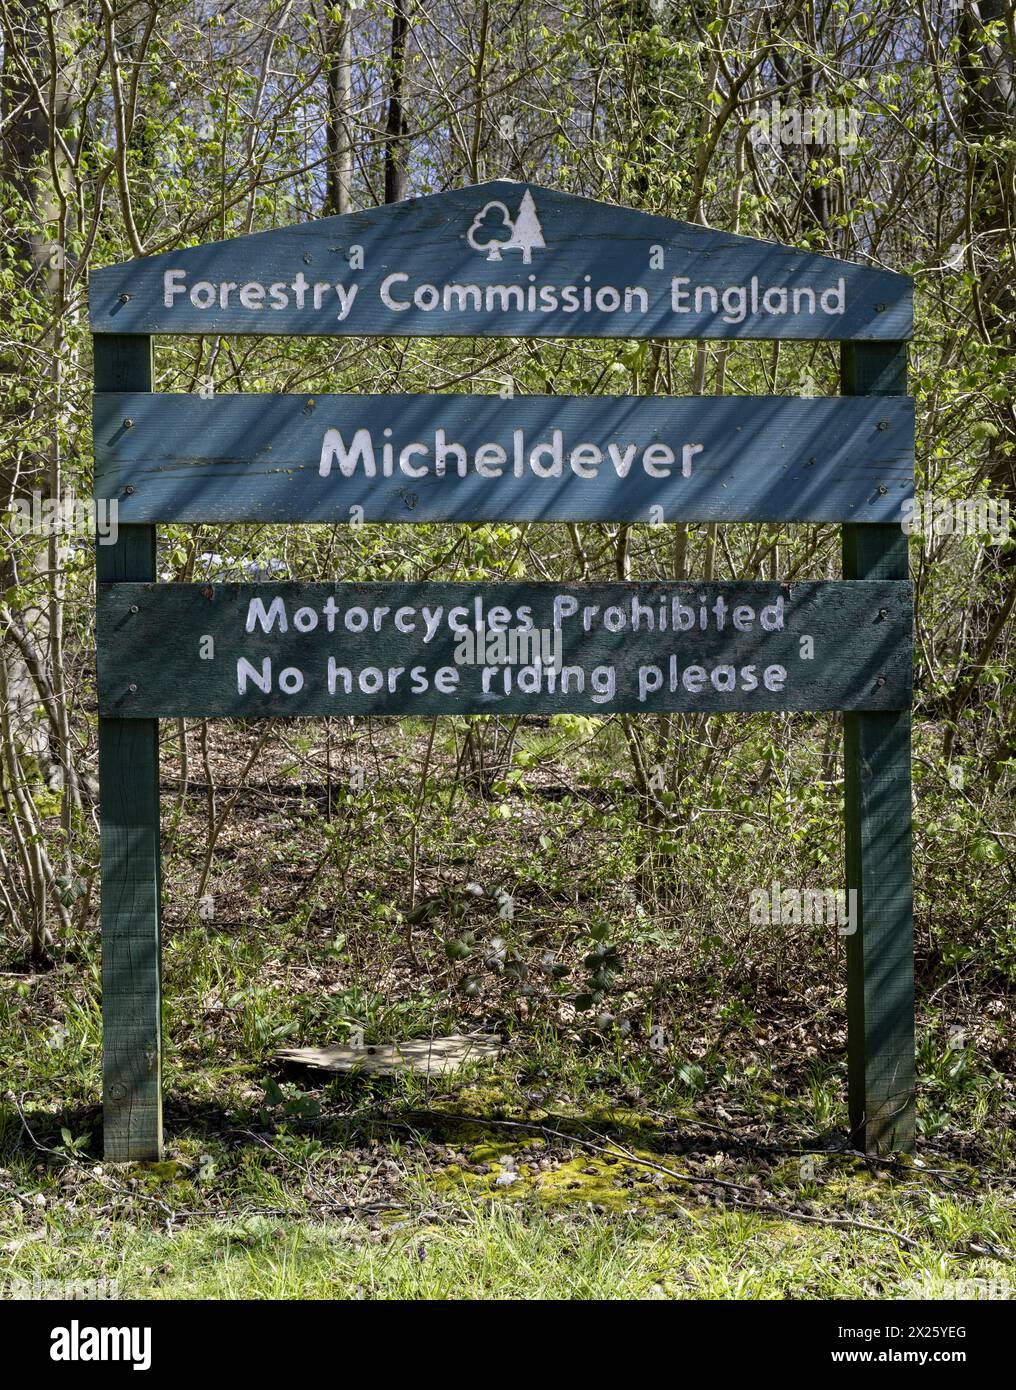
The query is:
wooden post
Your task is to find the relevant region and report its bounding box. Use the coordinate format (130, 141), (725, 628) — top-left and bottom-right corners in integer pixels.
(841, 341), (915, 1153)
(95, 335), (163, 1160)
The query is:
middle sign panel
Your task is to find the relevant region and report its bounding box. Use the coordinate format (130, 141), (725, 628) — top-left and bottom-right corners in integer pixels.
(94, 392), (914, 525)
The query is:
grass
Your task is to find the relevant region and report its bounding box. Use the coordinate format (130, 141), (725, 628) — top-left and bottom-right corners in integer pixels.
(4, 1182), (1014, 1300)
(2, 716), (1014, 1299)
(2, 1049), (1014, 1300)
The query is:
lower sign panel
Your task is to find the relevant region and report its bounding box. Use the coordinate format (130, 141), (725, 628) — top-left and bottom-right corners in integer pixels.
(97, 581), (912, 718)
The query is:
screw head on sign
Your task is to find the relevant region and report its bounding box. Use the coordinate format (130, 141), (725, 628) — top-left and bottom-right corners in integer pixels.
(877, 420), (889, 431)
(118, 293), (132, 304)
(124, 485), (135, 494)
(879, 607), (888, 617)
(878, 485), (888, 495)
(129, 604), (139, 614)
(876, 675), (886, 687)
(128, 683), (138, 693)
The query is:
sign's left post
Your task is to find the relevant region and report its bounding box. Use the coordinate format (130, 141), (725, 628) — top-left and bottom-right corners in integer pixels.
(95, 335), (163, 1160)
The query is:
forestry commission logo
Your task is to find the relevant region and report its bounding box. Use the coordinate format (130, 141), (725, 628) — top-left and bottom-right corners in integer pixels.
(467, 190), (545, 263)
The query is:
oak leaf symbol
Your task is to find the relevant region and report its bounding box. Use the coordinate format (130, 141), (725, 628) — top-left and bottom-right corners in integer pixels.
(466, 200), (516, 260)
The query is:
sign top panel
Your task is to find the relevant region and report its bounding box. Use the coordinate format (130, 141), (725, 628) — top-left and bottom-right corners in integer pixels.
(90, 181), (912, 341)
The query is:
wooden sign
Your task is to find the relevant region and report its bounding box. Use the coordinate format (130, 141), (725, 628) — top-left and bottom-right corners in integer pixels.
(97, 580), (912, 718)
(89, 181), (912, 341)
(93, 184), (917, 1165)
(94, 392), (915, 525)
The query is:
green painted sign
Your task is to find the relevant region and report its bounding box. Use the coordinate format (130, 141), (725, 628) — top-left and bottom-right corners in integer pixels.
(94, 392), (915, 525)
(90, 181), (912, 341)
(92, 186), (916, 1165)
(97, 580), (912, 718)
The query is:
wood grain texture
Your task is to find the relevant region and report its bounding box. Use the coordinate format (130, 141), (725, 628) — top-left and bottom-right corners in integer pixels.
(95, 335), (163, 1163)
(98, 718), (162, 1159)
(842, 341), (916, 1155)
(89, 181), (912, 340)
(277, 1034), (502, 1076)
(93, 392), (915, 525)
(97, 579), (912, 718)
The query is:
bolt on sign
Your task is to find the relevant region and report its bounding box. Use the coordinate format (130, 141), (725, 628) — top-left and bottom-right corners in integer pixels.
(92, 181), (915, 1161)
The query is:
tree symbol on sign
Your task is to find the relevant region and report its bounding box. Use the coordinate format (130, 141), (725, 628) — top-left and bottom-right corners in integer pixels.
(467, 190), (546, 263)
(467, 200), (514, 260)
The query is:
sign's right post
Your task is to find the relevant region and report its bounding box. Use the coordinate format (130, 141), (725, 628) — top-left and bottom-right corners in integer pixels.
(842, 340), (916, 1153)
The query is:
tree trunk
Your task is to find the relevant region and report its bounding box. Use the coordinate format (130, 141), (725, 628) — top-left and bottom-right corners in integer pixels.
(324, 10), (353, 214)
(0, 1), (80, 778)
(384, 1), (410, 204)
